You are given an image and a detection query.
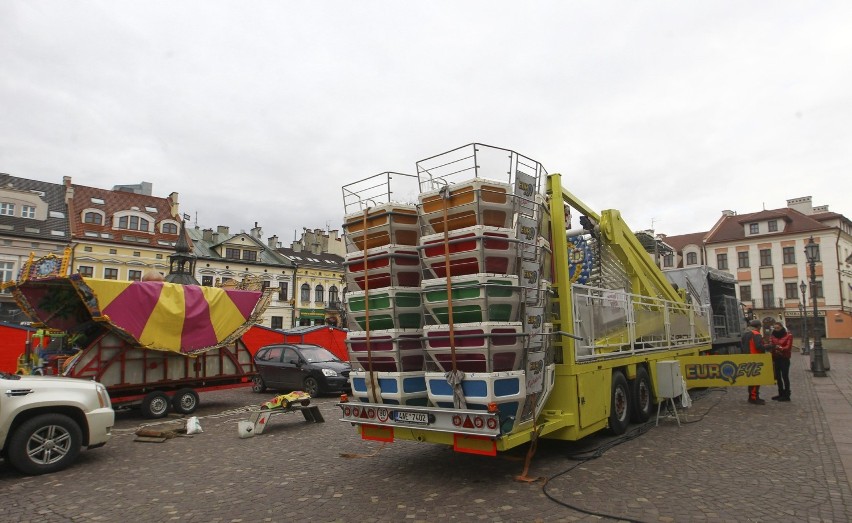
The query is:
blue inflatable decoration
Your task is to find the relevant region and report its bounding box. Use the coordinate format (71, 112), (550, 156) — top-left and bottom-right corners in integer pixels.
(567, 235), (593, 285)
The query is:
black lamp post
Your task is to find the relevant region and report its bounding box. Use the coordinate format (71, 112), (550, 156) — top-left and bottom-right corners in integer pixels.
(805, 237), (827, 377)
(799, 280), (809, 355)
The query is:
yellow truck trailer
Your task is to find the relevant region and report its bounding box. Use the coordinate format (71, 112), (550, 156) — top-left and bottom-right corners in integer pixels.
(337, 143), (773, 455)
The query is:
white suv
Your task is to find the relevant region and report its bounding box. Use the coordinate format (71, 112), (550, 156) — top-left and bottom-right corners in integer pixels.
(1, 371), (114, 475)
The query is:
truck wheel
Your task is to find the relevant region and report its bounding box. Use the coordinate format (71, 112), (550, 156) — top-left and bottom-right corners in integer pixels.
(172, 388), (200, 415)
(7, 413), (82, 475)
(252, 375), (267, 393)
(630, 366), (653, 423)
(141, 391), (171, 419)
(303, 377), (319, 397)
(608, 371), (630, 435)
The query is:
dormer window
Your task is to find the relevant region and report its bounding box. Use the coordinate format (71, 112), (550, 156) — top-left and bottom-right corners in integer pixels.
(117, 215), (150, 232)
(749, 223), (759, 234)
(85, 212), (103, 224)
(768, 220), (778, 232)
(162, 222), (178, 234)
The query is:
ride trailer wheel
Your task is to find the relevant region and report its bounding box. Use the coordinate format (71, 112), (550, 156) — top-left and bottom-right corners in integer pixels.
(7, 413), (82, 475)
(142, 391), (171, 419)
(630, 366), (653, 423)
(172, 388), (200, 415)
(608, 371), (631, 435)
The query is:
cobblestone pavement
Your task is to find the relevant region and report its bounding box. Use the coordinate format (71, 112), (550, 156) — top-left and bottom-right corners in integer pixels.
(2, 352), (851, 522)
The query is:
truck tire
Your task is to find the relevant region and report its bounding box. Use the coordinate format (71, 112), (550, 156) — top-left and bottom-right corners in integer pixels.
(141, 391), (171, 419)
(252, 375), (267, 393)
(608, 371), (630, 435)
(630, 366), (653, 423)
(172, 388), (200, 415)
(7, 413), (82, 475)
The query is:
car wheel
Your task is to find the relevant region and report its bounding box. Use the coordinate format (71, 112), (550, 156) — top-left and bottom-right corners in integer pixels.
(630, 366), (653, 423)
(172, 388), (200, 415)
(7, 413), (82, 475)
(303, 376), (319, 397)
(252, 375), (267, 393)
(141, 391), (171, 419)
(608, 371), (631, 435)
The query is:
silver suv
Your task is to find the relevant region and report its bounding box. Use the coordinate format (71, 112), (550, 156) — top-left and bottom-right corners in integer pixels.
(1, 371), (114, 475)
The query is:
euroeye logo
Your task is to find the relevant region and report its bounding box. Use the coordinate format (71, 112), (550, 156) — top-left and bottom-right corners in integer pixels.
(684, 360), (765, 385)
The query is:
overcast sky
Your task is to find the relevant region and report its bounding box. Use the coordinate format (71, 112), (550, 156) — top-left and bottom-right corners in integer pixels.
(2, 1), (850, 244)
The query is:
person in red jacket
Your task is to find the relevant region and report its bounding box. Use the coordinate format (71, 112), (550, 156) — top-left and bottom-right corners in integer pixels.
(769, 321), (793, 401)
(741, 319), (768, 404)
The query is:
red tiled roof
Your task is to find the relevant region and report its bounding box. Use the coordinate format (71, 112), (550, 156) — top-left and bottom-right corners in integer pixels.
(661, 231), (708, 252)
(705, 208), (830, 244)
(69, 183), (179, 249)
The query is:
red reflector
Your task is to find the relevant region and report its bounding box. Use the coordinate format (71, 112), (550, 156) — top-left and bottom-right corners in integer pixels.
(462, 415), (474, 429)
(359, 408), (369, 419)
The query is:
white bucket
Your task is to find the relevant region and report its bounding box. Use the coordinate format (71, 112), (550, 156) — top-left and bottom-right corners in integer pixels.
(237, 420), (255, 439)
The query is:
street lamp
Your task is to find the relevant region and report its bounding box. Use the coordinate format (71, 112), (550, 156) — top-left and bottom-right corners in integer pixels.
(805, 236), (827, 377)
(799, 280), (809, 355)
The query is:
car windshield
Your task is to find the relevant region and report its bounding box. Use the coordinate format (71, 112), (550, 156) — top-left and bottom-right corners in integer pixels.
(298, 346), (338, 363)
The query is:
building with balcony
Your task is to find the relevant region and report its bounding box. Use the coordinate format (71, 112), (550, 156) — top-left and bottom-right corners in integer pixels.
(276, 228), (345, 327)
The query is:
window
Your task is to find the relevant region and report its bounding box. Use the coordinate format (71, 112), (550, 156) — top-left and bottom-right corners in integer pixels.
(315, 285), (324, 303)
(156, 254), (163, 259)
(202, 276), (213, 286)
(84, 212), (103, 224)
(738, 251), (749, 268)
(0, 261), (14, 291)
(243, 250), (258, 261)
(300, 283), (310, 302)
(261, 280), (271, 289)
(762, 284), (775, 308)
(812, 281), (824, 299)
(133, 251), (141, 257)
(258, 346), (282, 362)
(759, 249), (772, 267)
(749, 223), (759, 234)
(109, 249), (117, 255)
(329, 285), (339, 305)
(129, 270), (142, 281)
(740, 285), (751, 302)
(104, 268), (119, 280)
(0, 203), (15, 216)
(785, 282), (799, 299)
(282, 348), (299, 365)
(663, 254), (673, 268)
(716, 253), (728, 270)
(21, 205), (35, 218)
(768, 220), (778, 232)
(271, 316), (283, 330)
(686, 252), (698, 265)
(225, 248), (241, 260)
(83, 246), (93, 252)
(78, 266), (94, 277)
(278, 282), (289, 301)
(162, 223), (178, 234)
(117, 215), (150, 232)
(782, 247), (795, 265)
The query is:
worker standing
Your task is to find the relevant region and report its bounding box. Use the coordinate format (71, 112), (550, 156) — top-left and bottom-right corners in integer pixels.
(741, 319), (768, 404)
(769, 321), (793, 401)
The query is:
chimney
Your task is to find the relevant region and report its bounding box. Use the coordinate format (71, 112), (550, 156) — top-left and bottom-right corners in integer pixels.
(217, 225), (229, 236)
(268, 235), (279, 248)
(168, 192), (180, 217)
(786, 196), (813, 215)
(202, 228), (213, 242)
(721, 210), (736, 217)
(250, 222), (262, 239)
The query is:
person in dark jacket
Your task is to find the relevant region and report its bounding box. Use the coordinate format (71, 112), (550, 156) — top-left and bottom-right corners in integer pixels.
(741, 319), (767, 404)
(769, 321), (793, 401)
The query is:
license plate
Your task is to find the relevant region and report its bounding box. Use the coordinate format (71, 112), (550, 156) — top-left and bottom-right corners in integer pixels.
(393, 410), (428, 425)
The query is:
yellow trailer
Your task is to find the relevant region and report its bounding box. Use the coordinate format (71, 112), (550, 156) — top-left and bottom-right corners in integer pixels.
(338, 144), (773, 455)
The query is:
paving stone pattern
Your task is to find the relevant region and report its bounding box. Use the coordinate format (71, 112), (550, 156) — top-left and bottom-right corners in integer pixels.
(2, 353), (851, 522)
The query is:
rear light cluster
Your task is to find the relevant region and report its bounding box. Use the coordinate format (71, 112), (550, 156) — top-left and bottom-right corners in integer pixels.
(452, 413), (498, 431)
